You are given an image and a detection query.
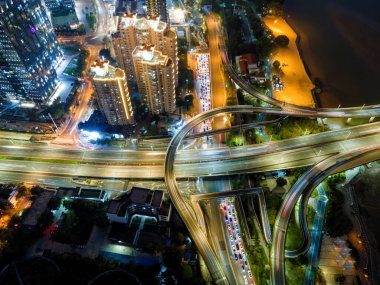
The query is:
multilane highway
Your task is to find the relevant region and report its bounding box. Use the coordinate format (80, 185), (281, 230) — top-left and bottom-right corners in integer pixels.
(0, 107), (380, 181)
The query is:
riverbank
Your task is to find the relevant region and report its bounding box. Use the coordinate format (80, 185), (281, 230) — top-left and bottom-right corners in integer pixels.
(284, 0), (380, 107)
(263, 16), (315, 108)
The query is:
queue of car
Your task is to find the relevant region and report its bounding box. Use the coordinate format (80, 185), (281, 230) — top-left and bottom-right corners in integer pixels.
(220, 198), (254, 285)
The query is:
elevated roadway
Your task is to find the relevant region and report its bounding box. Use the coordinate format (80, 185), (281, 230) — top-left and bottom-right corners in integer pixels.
(0, 107), (380, 181)
(164, 106), (380, 285)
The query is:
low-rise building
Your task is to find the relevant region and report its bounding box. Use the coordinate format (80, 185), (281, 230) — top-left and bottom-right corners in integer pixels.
(22, 190), (55, 228)
(235, 53), (259, 76)
(252, 71), (267, 86)
(50, 10), (80, 34)
(107, 187), (171, 224)
(0, 185), (18, 208)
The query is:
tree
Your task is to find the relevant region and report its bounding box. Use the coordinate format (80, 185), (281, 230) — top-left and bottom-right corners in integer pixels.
(48, 197), (61, 211)
(31, 185), (44, 196)
(16, 184), (28, 198)
(183, 94), (194, 110)
(276, 177), (287, 187)
(335, 274), (345, 283)
(176, 97), (184, 107)
(95, 212), (109, 228)
(275, 35), (290, 47)
(99, 48), (111, 60)
(272, 60), (281, 72)
(316, 267), (326, 285)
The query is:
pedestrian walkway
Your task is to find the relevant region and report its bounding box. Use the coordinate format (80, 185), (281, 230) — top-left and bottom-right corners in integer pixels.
(304, 184), (328, 285)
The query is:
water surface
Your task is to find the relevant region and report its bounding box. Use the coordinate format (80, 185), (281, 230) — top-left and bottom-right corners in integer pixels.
(285, 0), (380, 107)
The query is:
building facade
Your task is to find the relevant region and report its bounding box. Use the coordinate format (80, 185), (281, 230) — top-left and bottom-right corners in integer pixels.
(132, 45), (175, 114)
(146, 0), (168, 24)
(90, 60), (134, 125)
(0, 0), (62, 103)
(44, 0), (75, 11)
(112, 14), (177, 84)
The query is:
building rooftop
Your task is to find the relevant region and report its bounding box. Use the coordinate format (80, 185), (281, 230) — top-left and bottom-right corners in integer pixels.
(22, 190), (55, 227)
(132, 45), (170, 66)
(118, 15), (167, 32)
(0, 186), (16, 200)
(90, 59), (125, 80)
(107, 187), (164, 217)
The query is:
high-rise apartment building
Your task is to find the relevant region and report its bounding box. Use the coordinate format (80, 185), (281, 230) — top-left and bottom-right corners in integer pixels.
(90, 60), (134, 125)
(112, 14), (177, 84)
(146, 0), (168, 24)
(0, 0), (62, 103)
(132, 45), (175, 114)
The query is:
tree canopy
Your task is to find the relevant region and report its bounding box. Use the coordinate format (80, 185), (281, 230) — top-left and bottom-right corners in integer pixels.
(275, 35), (290, 47)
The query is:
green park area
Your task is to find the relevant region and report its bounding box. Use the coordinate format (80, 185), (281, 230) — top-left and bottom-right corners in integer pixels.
(265, 117), (329, 141)
(63, 48), (89, 78)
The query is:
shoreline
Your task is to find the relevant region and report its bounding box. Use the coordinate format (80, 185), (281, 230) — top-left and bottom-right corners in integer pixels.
(282, 18), (322, 108)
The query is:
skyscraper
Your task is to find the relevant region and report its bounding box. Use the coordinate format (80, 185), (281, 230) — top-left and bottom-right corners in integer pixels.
(112, 14), (177, 84)
(90, 60), (134, 125)
(146, 0), (168, 24)
(44, 0), (75, 11)
(132, 45), (175, 114)
(0, 0), (62, 103)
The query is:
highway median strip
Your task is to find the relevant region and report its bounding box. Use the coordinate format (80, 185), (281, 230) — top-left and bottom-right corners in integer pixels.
(0, 155), (81, 165)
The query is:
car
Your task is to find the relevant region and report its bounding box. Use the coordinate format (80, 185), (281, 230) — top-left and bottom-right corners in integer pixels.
(234, 253), (238, 261)
(225, 215), (228, 221)
(232, 244), (236, 251)
(248, 270), (252, 278)
(236, 244), (240, 251)
(239, 253), (242, 259)
(244, 260), (248, 266)
(241, 265), (245, 270)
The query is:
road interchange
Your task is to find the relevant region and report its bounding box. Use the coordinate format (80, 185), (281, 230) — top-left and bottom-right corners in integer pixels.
(164, 106), (380, 285)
